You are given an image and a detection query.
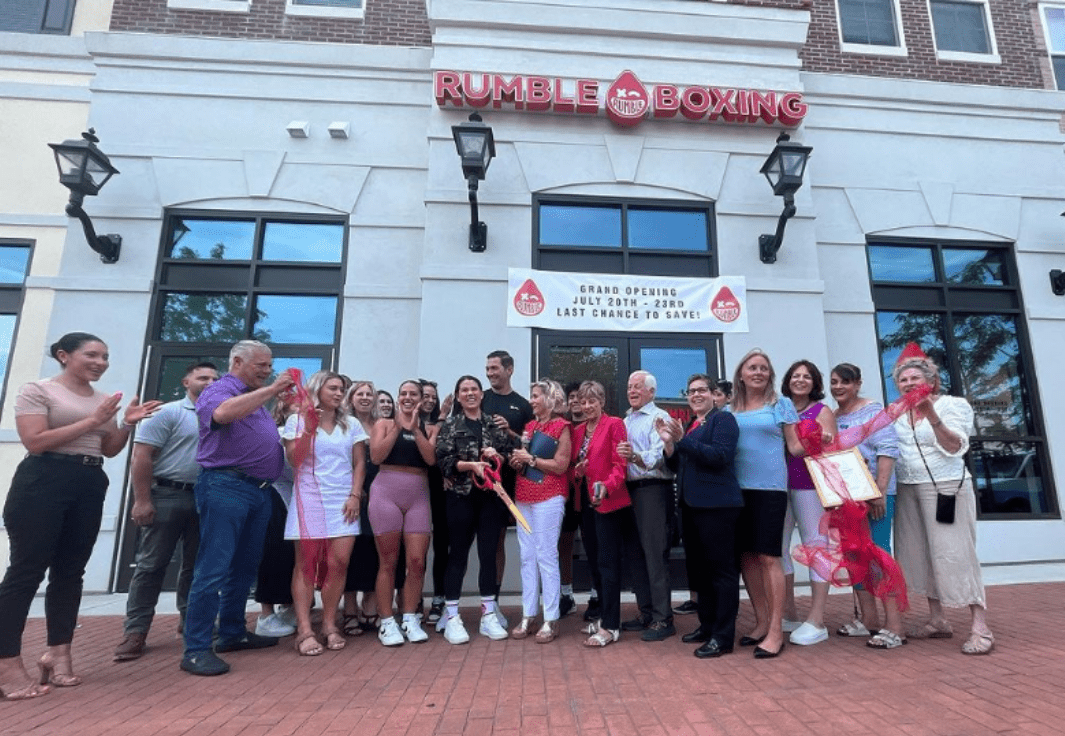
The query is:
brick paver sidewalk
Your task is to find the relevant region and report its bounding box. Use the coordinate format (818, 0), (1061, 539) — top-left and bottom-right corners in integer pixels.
(3, 582), (1063, 735)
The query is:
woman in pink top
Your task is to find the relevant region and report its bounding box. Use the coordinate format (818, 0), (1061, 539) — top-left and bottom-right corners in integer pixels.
(0, 333), (159, 700)
(508, 379), (572, 643)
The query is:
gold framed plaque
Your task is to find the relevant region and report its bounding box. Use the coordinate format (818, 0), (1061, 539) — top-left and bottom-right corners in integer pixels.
(804, 447), (882, 509)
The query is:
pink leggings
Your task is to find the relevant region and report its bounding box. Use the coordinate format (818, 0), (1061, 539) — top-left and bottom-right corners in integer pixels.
(367, 467), (431, 535)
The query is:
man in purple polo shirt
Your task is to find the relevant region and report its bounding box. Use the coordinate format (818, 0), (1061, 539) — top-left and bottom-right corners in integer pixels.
(180, 340), (295, 677)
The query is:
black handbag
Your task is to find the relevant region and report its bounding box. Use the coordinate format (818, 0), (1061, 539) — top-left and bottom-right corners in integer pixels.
(913, 423), (964, 525)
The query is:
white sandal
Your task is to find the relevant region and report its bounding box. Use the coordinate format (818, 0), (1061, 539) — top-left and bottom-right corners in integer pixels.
(866, 629), (907, 649)
(583, 623), (619, 647)
(837, 619), (872, 637)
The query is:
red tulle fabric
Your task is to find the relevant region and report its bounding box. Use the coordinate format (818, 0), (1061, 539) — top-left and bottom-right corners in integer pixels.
(281, 369), (328, 586)
(790, 384), (933, 611)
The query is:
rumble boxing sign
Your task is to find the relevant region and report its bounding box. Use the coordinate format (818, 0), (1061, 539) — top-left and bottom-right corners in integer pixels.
(435, 69), (807, 128)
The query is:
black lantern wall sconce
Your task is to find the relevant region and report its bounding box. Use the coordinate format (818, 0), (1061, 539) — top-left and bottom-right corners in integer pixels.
(451, 113), (496, 253)
(758, 132), (812, 264)
(48, 129), (122, 264)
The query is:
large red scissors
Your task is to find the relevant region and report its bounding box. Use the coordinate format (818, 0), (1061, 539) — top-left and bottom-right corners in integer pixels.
(473, 454), (532, 533)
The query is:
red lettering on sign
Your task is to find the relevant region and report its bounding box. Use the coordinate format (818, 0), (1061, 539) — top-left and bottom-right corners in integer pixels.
(492, 75), (525, 110)
(526, 76), (552, 111)
(708, 87), (737, 122)
(779, 93), (808, 127)
(653, 85), (679, 118)
(750, 90), (777, 125)
(576, 79), (599, 114)
(434, 71), (463, 107)
(680, 86), (710, 121)
(462, 73), (491, 108)
(553, 78), (575, 113)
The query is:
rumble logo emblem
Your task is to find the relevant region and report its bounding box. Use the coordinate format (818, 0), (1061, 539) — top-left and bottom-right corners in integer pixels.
(711, 286), (741, 323)
(514, 279), (545, 316)
(605, 70), (649, 127)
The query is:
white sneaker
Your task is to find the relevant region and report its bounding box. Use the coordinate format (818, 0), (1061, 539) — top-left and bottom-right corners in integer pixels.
(255, 613), (296, 637)
(444, 615), (470, 645)
(495, 610), (509, 630)
(378, 616), (404, 646)
(790, 621), (829, 646)
(275, 606), (298, 629)
(402, 617), (429, 643)
(480, 611), (508, 640)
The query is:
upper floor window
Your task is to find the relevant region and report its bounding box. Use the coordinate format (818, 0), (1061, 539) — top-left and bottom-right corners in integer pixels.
(534, 197), (716, 277)
(167, 0), (250, 13)
(837, 0), (907, 55)
(0, 0), (76, 34)
(1040, 5), (1065, 89)
(929, 0), (1000, 62)
(286, 0), (364, 18)
(0, 241), (32, 410)
(867, 240), (1056, 518)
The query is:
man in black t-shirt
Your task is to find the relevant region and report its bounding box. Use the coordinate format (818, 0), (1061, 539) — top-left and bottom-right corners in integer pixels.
(481, 350), (534, 599)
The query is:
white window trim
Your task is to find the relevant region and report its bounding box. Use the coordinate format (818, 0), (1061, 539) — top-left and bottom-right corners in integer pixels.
(285, 0), (365, 19)
(835, 0), (909, 57)
(168, 0), (251, 12)
(1038, 3), (1065, 88)
(926, 0), (1001, 64)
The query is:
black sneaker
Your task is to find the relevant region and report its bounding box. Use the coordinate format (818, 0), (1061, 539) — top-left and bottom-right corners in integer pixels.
(622, 615), (652, 632)
(672, 600), (699, 616)
(583, 598), (601, 622)
(427, 601), (445, 625)
(641, 620), (677, 642)
(180, 650), (230, 676)
(559, 594), (576, 617)
(214, 630), (279, 652)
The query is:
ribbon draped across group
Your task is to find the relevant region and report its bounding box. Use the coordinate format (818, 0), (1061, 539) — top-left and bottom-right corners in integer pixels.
(791, 385), (933, 611)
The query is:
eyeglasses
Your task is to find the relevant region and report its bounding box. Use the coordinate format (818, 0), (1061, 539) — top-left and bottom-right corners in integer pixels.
(683, 386), (711, 396)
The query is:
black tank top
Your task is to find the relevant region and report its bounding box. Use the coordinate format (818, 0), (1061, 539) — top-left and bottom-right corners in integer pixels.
(382, 420), (430, 469)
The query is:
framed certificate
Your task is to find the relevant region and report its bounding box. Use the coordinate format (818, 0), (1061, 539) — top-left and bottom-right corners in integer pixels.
(804, 448), (882, 509)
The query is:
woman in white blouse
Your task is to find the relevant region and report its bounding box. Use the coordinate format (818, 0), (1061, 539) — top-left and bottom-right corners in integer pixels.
(893, 348), (993, 655)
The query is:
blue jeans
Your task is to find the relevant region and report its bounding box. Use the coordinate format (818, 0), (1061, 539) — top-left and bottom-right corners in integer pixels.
(183, 470), (272, 654)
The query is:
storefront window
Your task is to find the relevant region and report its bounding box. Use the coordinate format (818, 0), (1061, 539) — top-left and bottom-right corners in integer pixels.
(868, 240), (1055, 518)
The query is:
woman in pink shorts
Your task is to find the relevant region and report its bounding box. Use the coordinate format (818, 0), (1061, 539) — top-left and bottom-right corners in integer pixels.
(368, 380), (437, 646)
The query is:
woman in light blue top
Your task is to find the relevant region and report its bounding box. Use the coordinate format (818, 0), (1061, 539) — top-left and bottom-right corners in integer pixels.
(729, 349), (802, 659)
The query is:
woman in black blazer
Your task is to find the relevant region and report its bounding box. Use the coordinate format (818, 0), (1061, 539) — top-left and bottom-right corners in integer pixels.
(659, 373), (741, 658)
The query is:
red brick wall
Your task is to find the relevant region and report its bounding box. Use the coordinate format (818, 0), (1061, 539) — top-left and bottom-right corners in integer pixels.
(109, 0), (430, 46)
(798, 0), (1050, 89)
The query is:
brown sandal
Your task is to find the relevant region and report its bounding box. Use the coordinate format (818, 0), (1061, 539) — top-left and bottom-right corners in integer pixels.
(961, 630), (994, 655)
(342, 615), (363, 637)
(324, 632), (346, 651)
(295, 633), (323, 656)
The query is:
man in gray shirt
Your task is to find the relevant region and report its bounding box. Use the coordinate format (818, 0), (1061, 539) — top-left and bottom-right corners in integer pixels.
(113, 362), (219, 662)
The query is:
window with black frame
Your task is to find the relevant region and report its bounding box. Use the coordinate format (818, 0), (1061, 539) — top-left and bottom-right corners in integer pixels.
(867, 240), (1056, 518)
(147, 213), (345, 402)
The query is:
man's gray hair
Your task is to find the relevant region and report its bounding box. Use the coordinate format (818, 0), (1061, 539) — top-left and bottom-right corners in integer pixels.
(229, 340), (271, 366)
(630, 370), (656, 392)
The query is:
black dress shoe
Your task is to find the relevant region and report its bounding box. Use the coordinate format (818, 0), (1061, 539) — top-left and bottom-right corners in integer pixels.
(694, 640), (733, 659)
(214, 631), (279, 652)
(622, 615), (652, 632)
(180, 650), (230, 676)
(682, 627), (711, 643)
(739, 634), (766, 647)
(672, 600), (699, 616)
(583, 599), (601, 622)
(753, 641), (785, 659)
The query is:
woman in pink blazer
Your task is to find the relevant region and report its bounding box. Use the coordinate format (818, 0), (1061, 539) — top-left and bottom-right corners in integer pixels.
(569, 381), (630, 647)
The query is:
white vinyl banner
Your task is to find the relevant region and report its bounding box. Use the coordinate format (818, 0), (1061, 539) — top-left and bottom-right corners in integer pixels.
(506, 268), (748, 333)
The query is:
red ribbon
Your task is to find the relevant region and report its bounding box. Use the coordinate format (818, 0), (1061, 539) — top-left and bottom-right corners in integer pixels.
(285, 368), (328, 587)
(790, 385), (933, 611)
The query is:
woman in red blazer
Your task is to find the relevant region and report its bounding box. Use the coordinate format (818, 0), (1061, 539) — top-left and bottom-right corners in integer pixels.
(569, 381), (630, 646)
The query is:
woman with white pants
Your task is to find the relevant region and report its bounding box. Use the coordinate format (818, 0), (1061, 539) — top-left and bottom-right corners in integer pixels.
(509, 379), (572, 643)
